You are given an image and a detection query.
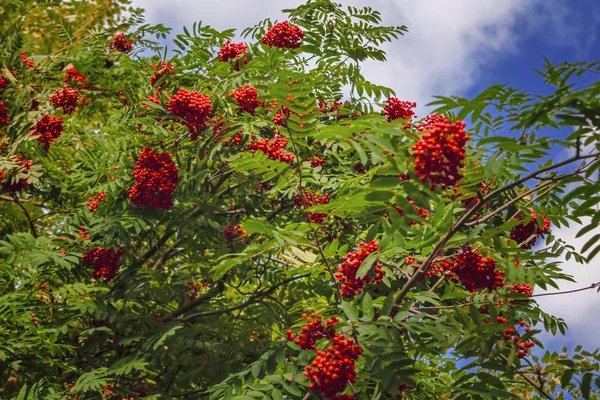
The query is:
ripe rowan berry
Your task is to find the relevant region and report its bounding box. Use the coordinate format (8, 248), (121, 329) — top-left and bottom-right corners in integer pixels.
(150, 61), (175, 88)
(109, 33), (133, 53)
(383, 97), (416, 125)
(168, 88), (212, 134)
(50, 85), (80, 115)
(218, 41), (248, 70)
(262, 21), (305, 49)
(335, 240), (384, 297)
(129, 148), (179, 209)
(510, 209), (551, 249)
(448, 247), (505, 292)
(32, 115), (63, 151)
(64, 66), (88, 85)
(86, 192), (107, 212)
(82, 247), (124, 281)
(0, 99), (10, 125)
(232, 85), (265, 114)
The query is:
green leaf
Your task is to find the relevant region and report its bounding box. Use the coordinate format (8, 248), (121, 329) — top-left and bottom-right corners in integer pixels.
(356, 252), (378, 279)
(342, 301), (359, 322)
(361, 293), (374, 321)
(281, 381), (301, 397)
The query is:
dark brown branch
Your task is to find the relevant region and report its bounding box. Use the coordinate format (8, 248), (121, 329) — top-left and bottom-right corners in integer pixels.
(161, 281), (225, 323)
(499, 355), (554, 400)
(12, 195), (37, 238)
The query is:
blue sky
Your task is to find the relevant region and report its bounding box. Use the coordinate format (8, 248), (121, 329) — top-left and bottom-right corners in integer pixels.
(131, 0), (600, 351)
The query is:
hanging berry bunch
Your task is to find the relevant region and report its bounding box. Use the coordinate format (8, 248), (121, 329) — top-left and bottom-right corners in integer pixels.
(32, 115), (64, 151)
(304, 334), (362, 400)
(218, 41), (249, 70)
(86, 192), (107, 212)
(247, 134), (294, 163)
(20, 52), (34, 69)
(222, 224), (247, 242)
(286, 313), (338, 350)
(293, 190), (330, 224)
(0, 76), (8, 89)
(0, 99), (10, 125)
(382, 97), (416, 124)
(232, 85), (265, 114)
(50, 85), (80, 115)
(1, 156), (31, 192)
(129, 148), (179, 209)
(510, 209), (551, 249)
(150, 62), (175, 88)
(108, 33), (133, 53)
(81, 247), (124, 281)
(335, 240), (385, 297)
(64, 66), (88, 85)
(262, 21), (305, 49)
(307, 154), (325, 168)
(449, 247), (505, 292)
(412, 116), (469, 190)
(168, 88), (213, 135)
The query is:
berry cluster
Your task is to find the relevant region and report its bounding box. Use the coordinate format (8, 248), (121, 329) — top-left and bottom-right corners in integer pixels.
(50, 85), (80, 115)
(150, 62), (175, 88)
(0, 76), (8, 89)
(449, 247), (505, 292)
(317, 100), (342, 114)
(307, 154), (325, 168)
(20, 52), (34, 69)
(293, 190), (330, 224)
(86, 192), (107, 212)
(501, 321), (535, 358)
(109, 33), (133, 53)
(78, 226), (91, 240)
(186, 280), (208, 300)
(0, 99), (10, 125)
(305, 334), (362, 400)
(412, 116), (469, 190)
(416, 113), (448, 132)
(353, 162), (365, 174)
(129, 148), (179, 209)
(1, 156), (31, 192)
(509, 209), (551, 250)
(507, 283), (533, 303)
(232, 85), (264, 114)
(261, 21), (305, 49)
(222, 224), (247, 242)
(82, 247), (124, 281)
(269, 101), (291, 127)
(247, 134), (294, 163)
(335, 240), (384, 297)
(168, 88), (213, 134)
(394, 198), (429, 227)
(286, 313), (338, 350)
(32, 115), (64, 151)
(64, 66), (88, 85)
(218, 41), (248, 70)
(383, 98), (416, 124)
(424, 258), (454, 279)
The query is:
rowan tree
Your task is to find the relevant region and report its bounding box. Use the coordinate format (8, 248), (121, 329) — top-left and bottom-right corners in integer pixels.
(0, 1), (599, 400)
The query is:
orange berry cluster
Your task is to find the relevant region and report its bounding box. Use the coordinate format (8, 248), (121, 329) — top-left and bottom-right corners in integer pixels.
(20, 51), (34, 69)
(232, 85), (265, 114)
(186, 280), (208, 300)
(109, 33), (133, 53)
(247, 134), (294, 163)
(307, 154), (325, 168)
(33, 115), (63, 151)
(262, 21), (305, 49)
(286, 313), (338, 350)
(64, 66), (88, 85)
(129, 148), (179, 209)
(413, 115), (469, 190)
(383, 97), (416, 124)
(449, 247), (505, 292)
(150, 61), (175, 88)
(305, 334), (362, 400)
(510, 209), (551, 250)
(50, 85), (80, 115)
(335, 240), (384, 297)
(222, 224), (247, 242)
(168, 88), (213, 134)
(293, 190), (330, 224)
(86, 191), (107, 212)
(0, 99), (10, 125)
(82, 247), (124, 281)
(218, 41), (248, 70)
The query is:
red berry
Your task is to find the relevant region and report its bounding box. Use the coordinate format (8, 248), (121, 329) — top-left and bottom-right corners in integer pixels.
(262, 21), (305, 49)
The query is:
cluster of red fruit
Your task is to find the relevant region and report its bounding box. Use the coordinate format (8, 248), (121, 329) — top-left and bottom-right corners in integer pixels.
(286, 313), (338, 350)
(186, 280), (208, 300)
(64, 66), (88, 85)
(509, 209), (551, 249)
(82, 247), (124, 281)
(394, 198), (429, 227)
(293, 190), (330, 224)
(86, 191), (107, 212)
(1, 156), (31, 192)
(109, 33), (133, 53)
(218, 41), (248, 70)
(424, 258), (454, 279)
(50, 85), (80, 115)
(305, 334), (362, 400)
(502, 321), (535, 358)
(0, 76), (8, 89)
(307, 154), (325, 168)
(269, 100), (291, 127)
(0, 99), (10, 125)
(232, 85), (265, 114)
(129, 148), (179, 209)
(222, 224), (247, 242)
(150, 62), (175, 88)
(382, 97), (416, 124)
(168, 88), (213, 134)
(20, 51), (34, 69)
(448, 247), (505, 292)
(412, 115), (469, 190)
(261, 21), (305, 49)
(247, 134), (294, 163)
(335, 240), (385, 297)
(32, 115), (64, 151)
